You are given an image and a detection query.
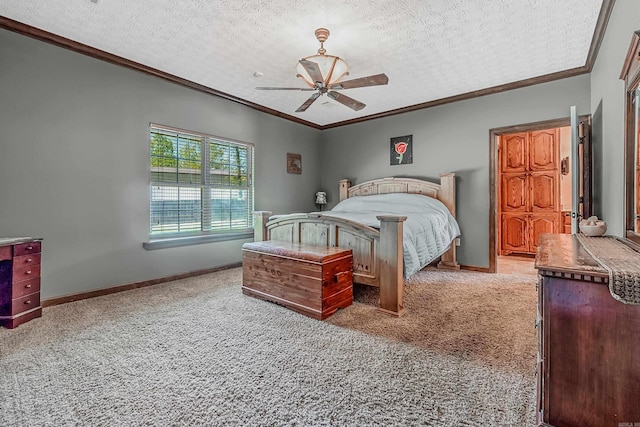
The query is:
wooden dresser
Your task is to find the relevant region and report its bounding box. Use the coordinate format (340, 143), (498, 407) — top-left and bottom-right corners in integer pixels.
(0, 238), (43, 329)
(535, 234), (640, 427)
(242, 240), (353, 320)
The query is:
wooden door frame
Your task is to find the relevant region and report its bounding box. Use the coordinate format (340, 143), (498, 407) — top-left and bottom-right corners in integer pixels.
(489, 115), (591, 272)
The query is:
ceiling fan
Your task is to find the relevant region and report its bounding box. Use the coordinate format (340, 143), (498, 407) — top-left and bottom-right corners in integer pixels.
(256, 28), (389, 113)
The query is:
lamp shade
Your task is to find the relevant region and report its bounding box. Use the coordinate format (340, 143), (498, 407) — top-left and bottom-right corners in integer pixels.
(315, 191), (327, 205)
(296, 55), (349, 87)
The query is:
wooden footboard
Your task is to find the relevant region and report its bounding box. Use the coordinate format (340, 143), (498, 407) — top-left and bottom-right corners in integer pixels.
(252, 173), (459, 316)
(253, 211), (406, 316)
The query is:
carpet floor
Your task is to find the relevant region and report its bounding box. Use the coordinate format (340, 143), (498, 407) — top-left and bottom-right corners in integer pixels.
(0, 267), (537, 426)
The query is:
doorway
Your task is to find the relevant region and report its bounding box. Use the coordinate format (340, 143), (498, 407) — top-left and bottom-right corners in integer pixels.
(489, 116), (592, 272)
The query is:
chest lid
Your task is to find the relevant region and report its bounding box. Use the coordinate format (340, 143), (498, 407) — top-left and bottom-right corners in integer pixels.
(242, 240), (352, 264)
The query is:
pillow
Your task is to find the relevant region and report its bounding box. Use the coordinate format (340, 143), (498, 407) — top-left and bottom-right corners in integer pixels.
(331, 193), (450, 216)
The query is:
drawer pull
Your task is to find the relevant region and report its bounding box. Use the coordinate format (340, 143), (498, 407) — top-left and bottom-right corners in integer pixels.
(26, 270), (32, 275)
(27, 258), (33, 262)
(25, 284), (32, 289)
(25, 300), (32, 305)
(27, 246), (33, 250)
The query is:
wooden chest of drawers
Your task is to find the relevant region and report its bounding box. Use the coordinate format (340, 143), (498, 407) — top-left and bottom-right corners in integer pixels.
(535, 234), (640, 426)
(0, 238), (43, 329)
(242, 240), (353, 320)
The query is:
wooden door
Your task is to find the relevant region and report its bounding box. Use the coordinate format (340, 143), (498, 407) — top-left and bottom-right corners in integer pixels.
(529, 171), (559, 212)
(529, 214), (559, 253)
(501, 214), (528, 253)
(529, 130), (558, 171)
(580, 117), (593, 220)
(501, 173), (528, 212)
(501, 133), (528, 173)
(499, 129), (560, 255)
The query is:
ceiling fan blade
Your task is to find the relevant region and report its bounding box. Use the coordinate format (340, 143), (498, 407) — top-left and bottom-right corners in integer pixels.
(329, 73), (389, 90)
(327, 91), (366, 111)
(298, 59), (324, 84)
(255, 87), (315, 91)
(295, 92), (321, 112)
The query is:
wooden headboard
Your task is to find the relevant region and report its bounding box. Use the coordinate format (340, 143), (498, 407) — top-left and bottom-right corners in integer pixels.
(338, 173), (456, 217)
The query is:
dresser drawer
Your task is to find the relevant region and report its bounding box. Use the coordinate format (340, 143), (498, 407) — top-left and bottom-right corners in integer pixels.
(14, 242), (41, 256)
(0, 246), (11, 261)
(3, 292), (41, 316)
(13, 253), (41, 269)
(13, 277), (41, 299)
(12, 264), (41, 282)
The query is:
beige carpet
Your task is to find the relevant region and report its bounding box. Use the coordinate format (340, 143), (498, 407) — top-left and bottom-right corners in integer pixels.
(329, 267), (537, 376)
(0, 267), (537, 426)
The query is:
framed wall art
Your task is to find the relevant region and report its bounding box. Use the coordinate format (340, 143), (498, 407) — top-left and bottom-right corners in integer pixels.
(390, 135), (413, 165)
(287, 153), (302, 174)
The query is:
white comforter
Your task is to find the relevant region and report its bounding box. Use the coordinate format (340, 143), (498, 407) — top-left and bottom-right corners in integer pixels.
(322, 193), (460, 277)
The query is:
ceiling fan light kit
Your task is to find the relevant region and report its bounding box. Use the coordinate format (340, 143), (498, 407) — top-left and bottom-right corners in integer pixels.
(296, 28), (350, 88)
(256, 28), (388, 113)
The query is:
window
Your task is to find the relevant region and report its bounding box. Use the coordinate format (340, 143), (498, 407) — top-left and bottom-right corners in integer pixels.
(149, 124), (254, 241)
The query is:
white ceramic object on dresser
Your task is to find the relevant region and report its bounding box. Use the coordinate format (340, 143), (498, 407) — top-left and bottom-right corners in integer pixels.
(579, 216), (607, 237)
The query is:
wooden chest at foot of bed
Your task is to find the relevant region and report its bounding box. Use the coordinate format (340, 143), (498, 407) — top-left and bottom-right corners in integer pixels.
(242, 241), (353, 320)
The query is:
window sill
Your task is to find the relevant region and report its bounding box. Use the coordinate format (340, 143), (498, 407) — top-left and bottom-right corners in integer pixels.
(143, 231), (254, 250)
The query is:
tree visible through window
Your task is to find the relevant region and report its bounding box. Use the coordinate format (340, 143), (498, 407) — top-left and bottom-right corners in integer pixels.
(149, 124), (254, 237)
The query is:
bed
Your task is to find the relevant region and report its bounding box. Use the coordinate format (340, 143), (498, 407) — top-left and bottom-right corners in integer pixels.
(253, 174), (460, 316)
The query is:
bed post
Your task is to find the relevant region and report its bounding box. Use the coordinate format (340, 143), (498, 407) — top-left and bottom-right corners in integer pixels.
(253, 211), (272, 241)
(339, 179), (351, 202)
(438, 173), (460, 269)
(376, 215), (407, 317)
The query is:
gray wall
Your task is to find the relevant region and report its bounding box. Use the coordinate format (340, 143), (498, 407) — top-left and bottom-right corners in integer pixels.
(320, 75), (591, 268)
(0, 29), (322, 299)
(2, 1), (634, 298)
(590, 0), (640, 236)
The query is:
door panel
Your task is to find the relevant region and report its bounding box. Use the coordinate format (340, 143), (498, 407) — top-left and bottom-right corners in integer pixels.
(501, 214), (528, 253)
(530, 214), (559, 253)
(530, 130), (559, 171)
(530, 172), (559, 212)
(501, 133), (528, 173)
(501, 173), (528, 212)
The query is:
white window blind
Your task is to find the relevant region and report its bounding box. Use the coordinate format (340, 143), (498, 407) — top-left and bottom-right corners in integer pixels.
(149, 124), (254, 238)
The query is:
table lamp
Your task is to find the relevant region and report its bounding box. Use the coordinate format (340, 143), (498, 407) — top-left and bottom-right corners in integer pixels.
(315, 191), (327, 211)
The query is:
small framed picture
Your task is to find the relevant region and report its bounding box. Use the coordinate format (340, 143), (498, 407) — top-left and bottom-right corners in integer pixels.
(287, 153), (302, 174)
(390, 135), (413, 165)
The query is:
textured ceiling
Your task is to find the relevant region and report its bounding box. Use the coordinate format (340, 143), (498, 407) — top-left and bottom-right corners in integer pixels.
(0, 0), (605, 127)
